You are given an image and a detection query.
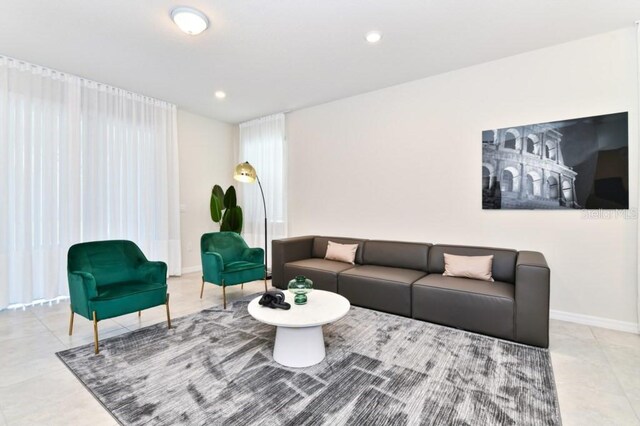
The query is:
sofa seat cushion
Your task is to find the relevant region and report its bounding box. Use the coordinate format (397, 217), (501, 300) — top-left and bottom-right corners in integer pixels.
(90, 281), (167, 320)
(284, 258), (356, 293)
(338, 265), (426, 317)
(411, 275), (514, 340)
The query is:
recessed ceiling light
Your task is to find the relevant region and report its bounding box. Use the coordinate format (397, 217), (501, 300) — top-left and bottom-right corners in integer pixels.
(215, 91), (226, 99)
(171, 7), (209, 35)
(365, 31), (382, 44)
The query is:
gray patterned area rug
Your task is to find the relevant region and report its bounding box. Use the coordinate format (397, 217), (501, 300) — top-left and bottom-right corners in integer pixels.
(57, 297), (561, 425)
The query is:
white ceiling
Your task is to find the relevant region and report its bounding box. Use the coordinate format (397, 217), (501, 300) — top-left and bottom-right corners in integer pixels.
(0, 1), (638, 123)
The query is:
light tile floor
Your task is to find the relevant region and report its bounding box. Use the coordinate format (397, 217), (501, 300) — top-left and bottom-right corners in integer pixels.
(0, 272), (638, 425)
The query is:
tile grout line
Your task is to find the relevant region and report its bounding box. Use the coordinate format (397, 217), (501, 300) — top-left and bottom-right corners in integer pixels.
(32, 308), (72, 349)
(590, 325), (640, 422)
(0, 400), (8, 426)
(0, 276), (269, 424)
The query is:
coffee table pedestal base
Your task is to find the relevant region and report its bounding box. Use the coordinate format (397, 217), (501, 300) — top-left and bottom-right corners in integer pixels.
(273, 325), (325, 368)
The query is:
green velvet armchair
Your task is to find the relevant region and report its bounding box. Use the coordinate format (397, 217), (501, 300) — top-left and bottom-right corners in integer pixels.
(67, 240), (171, 354)
(200, 232), (267, 308)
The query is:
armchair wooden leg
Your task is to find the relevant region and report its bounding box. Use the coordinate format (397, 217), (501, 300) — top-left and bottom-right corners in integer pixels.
(138, 311), (141, 317)
(241, 283), (244, 290)
(200, 276), (205, 299)
(166, 293), (172, 329)
(92, 311), (99, 355)
(68, 306), (74, 336)
(222, 281), (226, 310)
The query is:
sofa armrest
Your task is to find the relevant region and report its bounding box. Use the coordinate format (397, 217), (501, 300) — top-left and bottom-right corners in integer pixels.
(136, 261), (168, 284)
(68, 271), (98, 319)
(202, 251), (225, 284)
(242, 247), (265, 265)
(272, 236), (316, 289)
(515, 251), (550, 347)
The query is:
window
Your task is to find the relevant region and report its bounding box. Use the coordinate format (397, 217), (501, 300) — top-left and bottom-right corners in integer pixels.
(0, 56), (181, 309)
(504, 133), (517, 149)
(238, 113), (287, 267)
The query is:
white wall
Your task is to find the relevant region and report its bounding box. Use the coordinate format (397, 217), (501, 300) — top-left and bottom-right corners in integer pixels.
(177, 110), (234, 272)
(287, 28), (639, 329)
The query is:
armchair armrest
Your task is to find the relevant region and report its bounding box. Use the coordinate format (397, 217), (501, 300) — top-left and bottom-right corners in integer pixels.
(515, 251), (550, 347)
(136, 261), (167, 284)
(242, 247), (265, 265)
(272, 236), (316, 289)
(68, 271), (98, 318)
(202, 251), (225, 284)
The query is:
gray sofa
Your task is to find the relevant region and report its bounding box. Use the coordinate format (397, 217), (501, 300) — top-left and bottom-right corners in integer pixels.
(272, 236), (550, 348)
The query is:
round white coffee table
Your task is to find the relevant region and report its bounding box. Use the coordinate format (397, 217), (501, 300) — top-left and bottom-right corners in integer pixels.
(248, 289), (350, 368)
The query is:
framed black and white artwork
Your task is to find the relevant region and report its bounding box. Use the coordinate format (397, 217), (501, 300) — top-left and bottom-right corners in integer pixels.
(482, 112), (628, 210)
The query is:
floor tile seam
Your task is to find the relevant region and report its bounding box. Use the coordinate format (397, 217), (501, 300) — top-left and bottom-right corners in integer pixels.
(595, 339), (640, 352)
(0, 399), (7, 424)
(33, 309), (74, 336)
(553, 377), (626, 396)
(589, 334), (640, 420)
(550, 347), (625, 366)
(0, 313), (47, 327)
(600, 355), (640, 403)
(557, 330), (638, 397)
(0, 328), (56, 344)
(548, 330), (598, 343)
(0, 308), (39, 319)
(632, 400), (640, 423)
(547, 347), (610, 368)
(0, 362), (68, 392)
(0, 330), (68, 355)
(597, 337), (640, 370)
(47, 320), (74, 349)
(590, 325), (640, 348)
(551, 318), (598, 334)
(61, 327), (130, 344)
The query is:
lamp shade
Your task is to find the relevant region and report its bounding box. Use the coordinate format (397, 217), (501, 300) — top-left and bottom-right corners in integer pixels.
(234, 162), (257, 183)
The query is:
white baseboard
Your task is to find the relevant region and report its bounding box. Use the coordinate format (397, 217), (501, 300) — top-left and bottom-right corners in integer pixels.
(181, 265), (202, 275)
(550, 309), (639, 334)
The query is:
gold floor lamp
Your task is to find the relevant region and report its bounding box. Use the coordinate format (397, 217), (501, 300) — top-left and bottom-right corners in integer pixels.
(234, 161), (270, 280)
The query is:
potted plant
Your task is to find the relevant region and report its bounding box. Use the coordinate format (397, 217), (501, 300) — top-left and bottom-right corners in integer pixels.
(210, 185), (243, 233)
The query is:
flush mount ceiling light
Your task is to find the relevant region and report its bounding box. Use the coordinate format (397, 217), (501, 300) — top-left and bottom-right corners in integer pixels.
(171, 7), (209, 35)
(365, 31), (382, 44)
(215, 91), (226, 99)
(364, 31), (382, 44)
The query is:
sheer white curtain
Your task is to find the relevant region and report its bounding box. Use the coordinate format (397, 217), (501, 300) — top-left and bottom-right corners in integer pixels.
(637, 22), (640, 331)
(0, 56), (181, 309)
(238, 113), (287, 267)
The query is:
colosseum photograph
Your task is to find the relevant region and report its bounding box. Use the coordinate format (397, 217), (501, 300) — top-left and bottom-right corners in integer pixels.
(482, 112), (628, 210)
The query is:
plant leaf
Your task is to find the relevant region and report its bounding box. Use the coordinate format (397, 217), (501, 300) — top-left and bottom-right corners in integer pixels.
(210, 193), (223, 223)
(221, 206), (243, 233)
(224, 185), (237, 209)
(212, 185), (225, 208)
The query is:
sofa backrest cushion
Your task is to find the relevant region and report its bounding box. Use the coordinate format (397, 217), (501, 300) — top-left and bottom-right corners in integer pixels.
(312, 237), (367, 264)
(363, 240), (431, 272)
(429, 244), (517, 283)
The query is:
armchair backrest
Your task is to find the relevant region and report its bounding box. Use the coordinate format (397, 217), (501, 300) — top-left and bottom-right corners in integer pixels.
(200, 232), (248, 264)
(68, 240), (147, 285)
